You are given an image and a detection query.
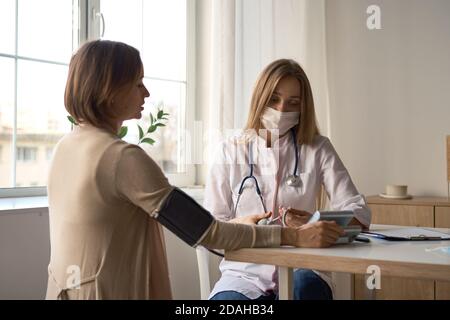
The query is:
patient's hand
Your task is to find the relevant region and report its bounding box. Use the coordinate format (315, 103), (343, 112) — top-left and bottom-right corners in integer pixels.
(229, 212), (272, 225)
(282, 207), (312, 228)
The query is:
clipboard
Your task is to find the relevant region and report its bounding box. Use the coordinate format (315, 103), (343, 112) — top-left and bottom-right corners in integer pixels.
(361, 227), (450, 241)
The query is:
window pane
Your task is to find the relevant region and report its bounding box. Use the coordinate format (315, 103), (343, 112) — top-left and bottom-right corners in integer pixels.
(142, 0), (186, 81)
(100, 0), (186, 81)
(0, 57), (15, 188)
(18, 0), (73, 63)
(122, 78), (186, 174)
(100, 0), (143, 52)
(0, 0), (15, 55)
(100, 0), (189, 176)
(16, 60), (71, 187)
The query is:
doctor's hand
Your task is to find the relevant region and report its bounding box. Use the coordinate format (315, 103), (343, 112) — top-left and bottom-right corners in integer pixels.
(348, 217), (369, 231)
(229, 212), (272, 225)
(281, 207), (312, 228)
(281, 221), (345, 248)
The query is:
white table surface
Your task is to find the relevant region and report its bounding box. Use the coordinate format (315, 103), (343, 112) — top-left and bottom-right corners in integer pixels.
(225, 224), (450, 299)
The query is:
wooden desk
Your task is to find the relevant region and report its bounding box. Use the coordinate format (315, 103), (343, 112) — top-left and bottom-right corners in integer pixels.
(366, 196), (450, 299)
(225, 225), (450, 300)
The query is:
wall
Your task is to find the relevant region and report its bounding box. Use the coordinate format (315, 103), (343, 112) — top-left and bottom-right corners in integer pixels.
(326, 0), (450, 197)
(0, 209), (49, 299)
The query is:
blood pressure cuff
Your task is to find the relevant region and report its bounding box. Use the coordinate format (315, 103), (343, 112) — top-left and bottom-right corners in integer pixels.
(153, 188), (215, 247)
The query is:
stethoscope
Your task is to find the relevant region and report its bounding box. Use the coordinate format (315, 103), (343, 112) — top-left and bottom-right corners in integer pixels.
(233, 127), (302, 216)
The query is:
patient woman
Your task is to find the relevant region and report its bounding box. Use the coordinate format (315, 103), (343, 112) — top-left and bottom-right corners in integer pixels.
(46, 41), (345, 300)
(204, 59), (371, 300)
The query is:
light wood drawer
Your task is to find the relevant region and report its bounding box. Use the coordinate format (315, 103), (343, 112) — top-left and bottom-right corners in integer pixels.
(354, 275), (434, 300)
(368, 204), (434, 227)
(436, 206), (450, 228)
(356, 204), (435, 300)
(435, 206), (450, 300)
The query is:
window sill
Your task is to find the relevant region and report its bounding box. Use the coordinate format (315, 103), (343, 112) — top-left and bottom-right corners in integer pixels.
(0, 196), (49, 215)
(0, 186), (205, 215)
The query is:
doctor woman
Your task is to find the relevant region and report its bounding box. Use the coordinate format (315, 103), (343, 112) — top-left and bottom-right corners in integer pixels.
(204, 59), (371, 300)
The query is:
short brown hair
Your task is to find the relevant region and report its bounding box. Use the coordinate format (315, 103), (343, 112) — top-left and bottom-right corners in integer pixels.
(245, 59), (320, 145)
(64, 40), (143, 129)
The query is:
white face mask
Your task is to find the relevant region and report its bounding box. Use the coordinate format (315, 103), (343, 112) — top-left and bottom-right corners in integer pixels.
(260, 107), (300, 136)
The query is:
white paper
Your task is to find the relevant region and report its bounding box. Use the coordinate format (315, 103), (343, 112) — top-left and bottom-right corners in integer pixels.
(371, 228), (450, 239)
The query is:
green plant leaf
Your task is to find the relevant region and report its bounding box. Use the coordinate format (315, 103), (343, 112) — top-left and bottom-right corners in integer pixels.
(150, 112), (154, 125)
(155, 123), (166, 127)
(141, 138), (155, 145)
(118, 126), (128, 139)
(147, 125), (157, 133)
(138, 125), (144, 140)
(157, 109), (164, 119)
(163, 112), (170, 116)
(67, 115), (78, 125)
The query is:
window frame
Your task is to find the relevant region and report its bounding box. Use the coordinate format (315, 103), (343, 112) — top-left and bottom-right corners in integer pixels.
(0, 0), (78, 197)
(166, 0), (196, 186)
(88, 0), (196, 187)
(0, 0), (197, 198)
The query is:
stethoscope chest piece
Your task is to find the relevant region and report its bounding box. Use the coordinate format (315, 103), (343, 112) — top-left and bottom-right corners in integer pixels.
(286, 174), (301, 187)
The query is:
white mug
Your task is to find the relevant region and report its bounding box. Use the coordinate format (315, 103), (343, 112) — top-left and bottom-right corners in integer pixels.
(385, 184), (408, 197)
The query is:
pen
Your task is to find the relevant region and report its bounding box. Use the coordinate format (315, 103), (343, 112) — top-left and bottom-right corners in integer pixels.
(410, 236), (442, 240)
(354, 236), (370, 243)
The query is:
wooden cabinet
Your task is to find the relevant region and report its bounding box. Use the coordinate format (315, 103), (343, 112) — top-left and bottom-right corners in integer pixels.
(435, 206), (450, 300)
(354, 196), (450, 300)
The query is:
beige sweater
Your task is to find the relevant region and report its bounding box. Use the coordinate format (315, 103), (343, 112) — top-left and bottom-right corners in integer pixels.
(46, 125), (280, 300)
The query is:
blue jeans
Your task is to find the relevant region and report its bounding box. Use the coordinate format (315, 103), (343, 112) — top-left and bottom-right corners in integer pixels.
(210, 269), (332, 300)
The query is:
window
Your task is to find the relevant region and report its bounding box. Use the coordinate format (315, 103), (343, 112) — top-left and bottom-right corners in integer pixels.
(96, 0), (195, 186)
(0, 0), (75, 193)
(0, 0), (195, 197)
(16, 147), (37, 162)
(46, 147), (53, 161)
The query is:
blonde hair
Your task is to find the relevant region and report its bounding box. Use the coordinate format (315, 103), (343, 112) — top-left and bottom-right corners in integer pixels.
(245, 59), (320, 145)
(64, 40), (143, 131)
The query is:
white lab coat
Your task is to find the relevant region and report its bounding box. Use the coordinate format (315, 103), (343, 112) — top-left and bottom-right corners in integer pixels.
(203, 133), (371, 299)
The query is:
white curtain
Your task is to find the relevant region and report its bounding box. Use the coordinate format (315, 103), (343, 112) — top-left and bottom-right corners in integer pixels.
(196, 0), (331, 182)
